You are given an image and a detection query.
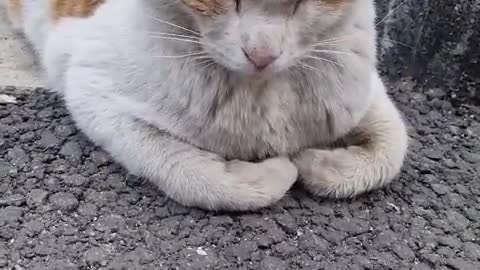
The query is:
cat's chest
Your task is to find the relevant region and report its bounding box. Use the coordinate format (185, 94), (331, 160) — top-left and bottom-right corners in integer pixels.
(186, 83), (353, 160)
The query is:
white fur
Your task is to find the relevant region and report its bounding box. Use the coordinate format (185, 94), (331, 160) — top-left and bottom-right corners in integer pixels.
(9, 0), (408, 210)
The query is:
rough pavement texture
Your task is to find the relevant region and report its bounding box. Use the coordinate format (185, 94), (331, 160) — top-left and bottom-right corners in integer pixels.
(1, 81), (479, 270)
(377, 0), (480, 104)
(1, 0), (480, 269)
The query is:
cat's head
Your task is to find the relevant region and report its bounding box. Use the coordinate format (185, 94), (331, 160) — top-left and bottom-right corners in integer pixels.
(179, 0), (353, 76)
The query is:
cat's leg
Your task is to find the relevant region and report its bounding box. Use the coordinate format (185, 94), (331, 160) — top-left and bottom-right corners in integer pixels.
(294, 78), (408, 198)
(63, 77), (297, 211)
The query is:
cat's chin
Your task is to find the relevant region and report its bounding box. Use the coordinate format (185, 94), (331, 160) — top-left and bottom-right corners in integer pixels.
(233, 66), (280, 80)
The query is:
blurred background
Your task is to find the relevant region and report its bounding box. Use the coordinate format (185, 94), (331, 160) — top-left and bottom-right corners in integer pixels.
(377, 0), (479, 105)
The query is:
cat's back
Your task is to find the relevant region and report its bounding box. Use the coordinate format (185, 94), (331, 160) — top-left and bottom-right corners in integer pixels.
(6, 0), (145, 55)
(6, 0), (152, 90)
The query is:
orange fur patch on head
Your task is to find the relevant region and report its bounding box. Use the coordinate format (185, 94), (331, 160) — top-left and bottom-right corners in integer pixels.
(182, 0), (232, 16)
(6, 0), (23, 26)
(320, 0), (348, 9)
(50, 0), (105, 22)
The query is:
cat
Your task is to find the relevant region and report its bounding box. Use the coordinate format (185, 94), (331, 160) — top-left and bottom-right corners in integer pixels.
(5, 0), (408, 211)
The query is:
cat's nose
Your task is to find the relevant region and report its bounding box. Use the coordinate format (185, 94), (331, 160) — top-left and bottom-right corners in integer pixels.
(242, 48), (278, 70)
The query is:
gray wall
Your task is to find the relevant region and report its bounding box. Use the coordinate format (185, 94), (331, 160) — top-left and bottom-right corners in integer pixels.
(376, 0), (479, 104)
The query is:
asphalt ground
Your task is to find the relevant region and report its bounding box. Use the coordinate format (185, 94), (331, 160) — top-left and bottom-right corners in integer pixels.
(0, 77), (479, 269)
(1, 1), (480, 269)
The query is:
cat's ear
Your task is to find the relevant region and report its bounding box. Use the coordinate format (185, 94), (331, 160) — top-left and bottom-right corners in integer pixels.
(181, 0), (234, 16)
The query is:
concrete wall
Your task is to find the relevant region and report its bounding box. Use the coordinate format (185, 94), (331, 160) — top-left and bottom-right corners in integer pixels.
(376, 0), (480, 104)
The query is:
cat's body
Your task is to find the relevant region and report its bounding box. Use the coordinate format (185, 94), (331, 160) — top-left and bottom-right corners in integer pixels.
(6, 0), (408, 210)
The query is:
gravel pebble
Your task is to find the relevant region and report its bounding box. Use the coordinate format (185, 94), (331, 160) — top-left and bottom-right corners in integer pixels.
(447, 258), (479, 270)
(59, 141), (82, 161)
(463, 242), (480, 260)
(38, 130), (60, 148)
(227, 241), (257, 261)
(260, 256), (288, 270)
(78, 203), (98, 217)
(431, 183), (450, 195)
(90, 150), (110, 166)
(0, 194), (25, 206)
(64, 174), (89, 186)
(0, 206), (24, 223)
(95, 214), (126, 232)
(446, 210), (470, 231)
(50, 192), (79, 211)
(84, 247), (108, 266)
(0, 161), (12, 178)
(27, 189), (49, 207)
(274, 212), (297, 234)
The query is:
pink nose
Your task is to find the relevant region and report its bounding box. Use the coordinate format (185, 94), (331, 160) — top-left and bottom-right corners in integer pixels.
(242, 48), (278, 70)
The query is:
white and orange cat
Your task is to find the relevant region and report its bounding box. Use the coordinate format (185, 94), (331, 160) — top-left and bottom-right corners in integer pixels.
(6, 0), (408, 210)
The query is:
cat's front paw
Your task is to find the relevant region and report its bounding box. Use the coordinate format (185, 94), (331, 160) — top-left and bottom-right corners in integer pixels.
(225, 157), (298, 206)
(293, 147), (371, 198)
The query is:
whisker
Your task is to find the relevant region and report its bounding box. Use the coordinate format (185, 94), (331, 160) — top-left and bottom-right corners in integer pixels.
(185, 56), (213, 65)
(153, 51), (207, 59)
(297, 63), (325, 77)
(195, 60), (217, 73)
(148, 15), (201, 36)
(377, 37), (415, 50)
(318, 35), (355, 44)
(306, 56), (344, 68)
(214, 64), (224, 73)
(312, 36), (357, 47)
(195, 59), (214, 65)
(149, 36), (204, 45)
(203, 61), (217, 70)
(147, 32), (201, 40)
(376, 0), (409, 26)
(312, 49), (354, 56)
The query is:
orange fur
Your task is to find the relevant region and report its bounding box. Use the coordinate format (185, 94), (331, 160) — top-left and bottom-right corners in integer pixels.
(319, 0), (350, 13)
(182, 0), (233, 16)
(6, 0), (23, 27)
(50, 0), (105, 22)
